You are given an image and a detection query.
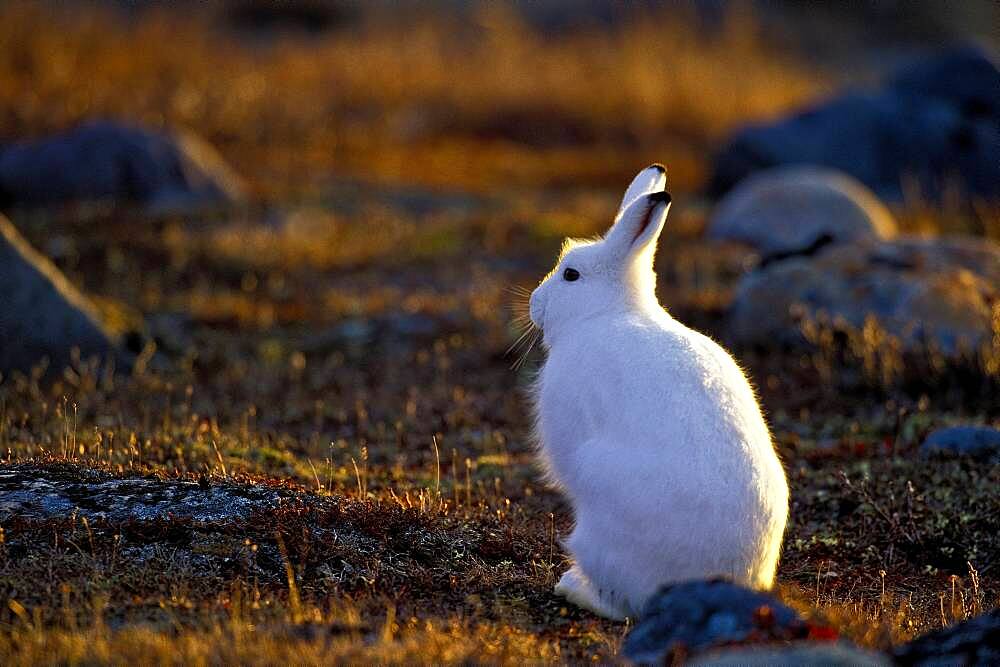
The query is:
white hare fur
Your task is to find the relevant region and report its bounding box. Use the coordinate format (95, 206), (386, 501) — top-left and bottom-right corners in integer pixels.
(529, 164), (789, 620)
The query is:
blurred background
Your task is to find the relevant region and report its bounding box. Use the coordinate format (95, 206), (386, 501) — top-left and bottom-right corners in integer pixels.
(3, 0), (998, 391)
(0, 2), (998, 661)
(3, 0), (998, 196)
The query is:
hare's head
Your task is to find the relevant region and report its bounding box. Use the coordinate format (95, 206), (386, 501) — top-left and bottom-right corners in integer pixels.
(529, 165), (671, 343)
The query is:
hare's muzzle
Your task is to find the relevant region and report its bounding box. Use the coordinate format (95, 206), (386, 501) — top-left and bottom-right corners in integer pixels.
(529, 288), (545, 330)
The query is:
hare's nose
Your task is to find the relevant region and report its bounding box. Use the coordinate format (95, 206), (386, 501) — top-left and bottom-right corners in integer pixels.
(529, 292), (545, 329)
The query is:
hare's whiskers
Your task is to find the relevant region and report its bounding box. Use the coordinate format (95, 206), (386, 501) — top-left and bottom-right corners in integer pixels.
(507, 283), (540, 370)
(513, 329), (541, 370)
(505, 322), (538, 356)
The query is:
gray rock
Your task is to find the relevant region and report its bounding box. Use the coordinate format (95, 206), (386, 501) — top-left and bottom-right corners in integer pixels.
(710, 47), (1000, 204)
(0, 121), (246, 213)
(0, 214), (123, 376)
(921, 426), (1000, 463)
(687, 643), (891, 667)
(0, 463), (372, 592)
(727, 236), (1000, 357)
(892, 609), (1000, 666)
(0, 465), (299, 524)
(707, 166), (897, 258)
(621, 579), (809, 664)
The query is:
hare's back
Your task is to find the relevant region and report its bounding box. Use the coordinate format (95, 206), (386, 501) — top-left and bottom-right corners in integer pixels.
(594, 317), (768, 443)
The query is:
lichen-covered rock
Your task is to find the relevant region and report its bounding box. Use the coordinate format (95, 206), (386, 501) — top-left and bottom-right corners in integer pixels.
(687, 643), (890, 667)
(707, 166), (897, 258)
(0, 463), (359, 595)
(0, 121), (246, 213)
(0, 462), (505, 599)
(621, 579), (814, 664)
(710, 47), (1000, 204)
(921, 426), (1000, 463)
(892, 609), (1000, 666)
(0, 465), (299, 523)
(727, 236), (1000, 357)
(0, 214), (123, 376)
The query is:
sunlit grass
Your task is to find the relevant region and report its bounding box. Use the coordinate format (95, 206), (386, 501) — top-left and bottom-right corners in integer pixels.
(0, 2), (997, 664)
(0, 2), (825, 196)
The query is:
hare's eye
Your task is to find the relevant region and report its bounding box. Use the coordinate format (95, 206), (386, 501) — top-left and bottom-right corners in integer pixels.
(563, 268), (580, 282)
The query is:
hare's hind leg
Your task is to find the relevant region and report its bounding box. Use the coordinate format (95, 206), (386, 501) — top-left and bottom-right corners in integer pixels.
(555, 565), (627, 620)
(563, 514), (643, 620)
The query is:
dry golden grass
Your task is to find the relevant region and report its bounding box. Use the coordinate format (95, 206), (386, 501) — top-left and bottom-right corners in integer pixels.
(0, 2), (825, 196)
(0, 2), (997, 664)
(0, 621), (578, 667)
(1, 198), (997, 663)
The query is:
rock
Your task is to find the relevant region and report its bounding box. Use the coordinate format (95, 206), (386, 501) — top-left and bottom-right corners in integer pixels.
(920, 426), (1000, 463)
(0, 462), (498, 602)
(727, 236), (1000, 357)
(0, 463), (351, 594)
(0, 214), (123, 376)
(707, 166), (897, 258)
(0, 464), (299, 524)
(710, 47), (1000, 204)
(892, 609), (1000, 666)
(889, 46), (1000, 122)
(0, 121), (246, 213)
(621, 579), (813, 664)
(687, 643), (891, 667)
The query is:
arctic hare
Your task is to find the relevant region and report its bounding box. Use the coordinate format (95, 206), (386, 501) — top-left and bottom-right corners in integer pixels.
(529, 164), (788, 620)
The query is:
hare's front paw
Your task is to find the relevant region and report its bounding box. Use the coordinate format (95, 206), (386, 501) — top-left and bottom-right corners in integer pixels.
(555, 566), (627, 621)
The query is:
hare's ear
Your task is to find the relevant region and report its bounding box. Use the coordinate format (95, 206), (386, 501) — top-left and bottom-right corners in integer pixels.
(604, 191), (672, 262)
(617, 164), (667, 217)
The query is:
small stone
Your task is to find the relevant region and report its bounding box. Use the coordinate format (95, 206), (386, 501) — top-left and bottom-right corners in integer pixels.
(892, 609), (1000, 666)
(621, 579), (812, 664)
(920, 426), (1000, 463)
(687, 642), (891, 667)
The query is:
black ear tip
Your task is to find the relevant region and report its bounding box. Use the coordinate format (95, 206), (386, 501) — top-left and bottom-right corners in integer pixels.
(649, 163), (667, 173)
(647, 190), (672, 204)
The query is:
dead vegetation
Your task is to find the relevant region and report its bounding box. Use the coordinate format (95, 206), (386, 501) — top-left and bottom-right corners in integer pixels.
(0, 1), (824, 197)
(1, 203), (997, 661)
(0, 2), (998, 664)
